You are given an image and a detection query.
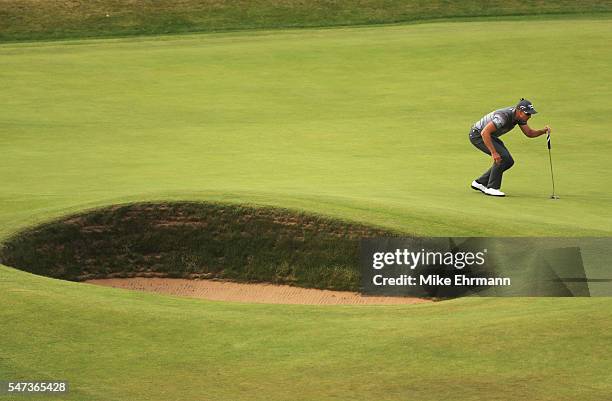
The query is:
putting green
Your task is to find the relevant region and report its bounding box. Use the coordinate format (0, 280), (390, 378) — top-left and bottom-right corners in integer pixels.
(2, 17), (612, 401)
(1, 18), (611, 239)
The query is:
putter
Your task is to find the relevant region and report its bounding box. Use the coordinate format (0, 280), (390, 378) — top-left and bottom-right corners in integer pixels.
(547, 129), (559, 200)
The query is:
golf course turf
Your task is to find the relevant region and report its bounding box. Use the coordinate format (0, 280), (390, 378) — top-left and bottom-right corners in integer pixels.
(1, 9), (612, 401)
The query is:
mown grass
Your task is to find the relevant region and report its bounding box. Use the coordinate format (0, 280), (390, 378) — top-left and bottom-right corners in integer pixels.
(1, 265), (612, 401)
(1, 0), (612, 42)
(2, 19), (611, 239)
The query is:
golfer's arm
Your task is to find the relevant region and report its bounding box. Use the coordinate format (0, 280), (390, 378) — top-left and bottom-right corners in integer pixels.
(520, 124), (546, 138)
(480, 122), (498, 155)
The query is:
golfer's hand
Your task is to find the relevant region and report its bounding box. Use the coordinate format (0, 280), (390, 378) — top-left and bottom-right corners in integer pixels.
(492, 152), (502, 165)
(544, 125), (552, 134)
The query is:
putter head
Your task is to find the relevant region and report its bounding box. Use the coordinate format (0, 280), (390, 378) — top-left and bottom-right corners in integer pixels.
(550, 195), (560, 200)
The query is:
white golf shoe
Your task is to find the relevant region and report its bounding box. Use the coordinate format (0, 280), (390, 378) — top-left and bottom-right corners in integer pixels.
(484, 187), (505, 197)
(471, 180), (487, 193)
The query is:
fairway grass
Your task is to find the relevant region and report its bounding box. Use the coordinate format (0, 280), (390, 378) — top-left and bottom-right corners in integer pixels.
(2, 18), (612, 400)
(1, 265), (612, 401)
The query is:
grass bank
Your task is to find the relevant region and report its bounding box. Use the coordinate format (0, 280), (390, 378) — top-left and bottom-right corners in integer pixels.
(1, 202), (393, 290)
(1, 0), (612, 42)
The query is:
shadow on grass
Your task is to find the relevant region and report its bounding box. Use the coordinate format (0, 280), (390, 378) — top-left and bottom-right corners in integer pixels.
(0, 201), (397, 291)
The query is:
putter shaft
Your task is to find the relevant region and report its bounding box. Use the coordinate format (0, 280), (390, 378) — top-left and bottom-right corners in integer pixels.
(547, 131), (557, 199)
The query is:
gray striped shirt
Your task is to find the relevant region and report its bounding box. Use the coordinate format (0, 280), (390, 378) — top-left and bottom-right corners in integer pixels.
(470, 107), (526, 139)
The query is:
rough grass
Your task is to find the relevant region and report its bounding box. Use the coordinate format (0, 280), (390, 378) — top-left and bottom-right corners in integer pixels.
(0, 202), (394, 290)
(1, 0), (612, 41)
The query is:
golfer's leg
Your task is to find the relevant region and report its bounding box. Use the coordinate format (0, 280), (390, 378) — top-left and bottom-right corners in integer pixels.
(477, 167), (492, 186)
(470, 136), (493, 185)
(487, 139), (514, 189)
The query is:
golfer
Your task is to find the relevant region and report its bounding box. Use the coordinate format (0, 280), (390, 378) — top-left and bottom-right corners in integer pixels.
(469, 98), (551, 197)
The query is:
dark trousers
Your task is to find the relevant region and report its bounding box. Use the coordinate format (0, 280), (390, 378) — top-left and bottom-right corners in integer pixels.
(470, 133), (514, 190)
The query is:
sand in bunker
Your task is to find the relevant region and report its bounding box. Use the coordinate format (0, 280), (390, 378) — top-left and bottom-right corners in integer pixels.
(86, 278), (429, 305)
